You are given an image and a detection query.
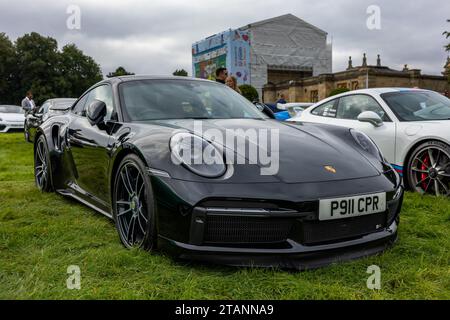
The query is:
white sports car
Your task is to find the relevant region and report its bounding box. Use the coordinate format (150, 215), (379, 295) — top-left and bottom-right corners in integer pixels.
(0, 105), (25, 132)
(277, 102), (314, 117)
(289, 88), (450, 196)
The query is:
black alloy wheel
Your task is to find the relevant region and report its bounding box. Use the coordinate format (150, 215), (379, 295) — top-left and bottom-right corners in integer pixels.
(113, 154), (157, 250)
(35, 135), (53, 192)
(24, 124), (30, 142)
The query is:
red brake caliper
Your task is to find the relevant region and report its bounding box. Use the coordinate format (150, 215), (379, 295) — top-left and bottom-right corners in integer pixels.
(421, 154), (430, 190)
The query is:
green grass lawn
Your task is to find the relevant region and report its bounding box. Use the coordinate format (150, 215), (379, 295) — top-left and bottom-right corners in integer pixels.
(0, 132), (449, 299)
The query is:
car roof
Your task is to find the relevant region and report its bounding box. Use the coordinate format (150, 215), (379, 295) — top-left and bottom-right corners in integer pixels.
(45, 98), (77, 103)
(284, 102), (313, 106)
(308, 87), (434, 107)
(110, 75), (214, 83)
(337, 87), (431, 96)
(48, 98), (76, 101)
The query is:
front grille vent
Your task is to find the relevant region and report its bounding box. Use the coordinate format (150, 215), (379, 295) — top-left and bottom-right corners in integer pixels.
(302, 213), (386, 245)
(204, 215), (293, 244)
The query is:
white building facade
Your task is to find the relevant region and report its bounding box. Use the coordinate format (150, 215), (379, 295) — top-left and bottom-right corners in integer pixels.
(241, 14), (332, 96)
(192, 14), (332, 98)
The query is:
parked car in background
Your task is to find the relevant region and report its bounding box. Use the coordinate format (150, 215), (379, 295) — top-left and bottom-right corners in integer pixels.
(25, 98), (76, 142)
(255, 102), (313, 121)
(276, 102), (313, 120)
(33, 76), (403, 268)
(253, 102), (276, 119)
(289, 88), (450, 197)
(0, 105), (25, 133)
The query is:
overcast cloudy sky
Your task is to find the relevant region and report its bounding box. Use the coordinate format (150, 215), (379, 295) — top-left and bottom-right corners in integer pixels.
(1, 0), (449, 77)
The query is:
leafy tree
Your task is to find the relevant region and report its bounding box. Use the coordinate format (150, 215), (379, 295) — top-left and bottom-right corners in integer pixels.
(58, 44), (103, 97)
(0, 33), (17, 104)
(173, 69), (188, 77)
(15, 32), (61, 105)
(328, 87), (350, 97)
(444, 20), (450, 83)
(107, 66), (134, 78)
(444, 58), (450, 85)
(239, 84), (259, 102)
(0, 32), (102, 105)
(444, 19), (450, 52)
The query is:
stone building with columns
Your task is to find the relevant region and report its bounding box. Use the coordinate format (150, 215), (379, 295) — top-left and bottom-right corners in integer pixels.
(263, 54), (450, 103)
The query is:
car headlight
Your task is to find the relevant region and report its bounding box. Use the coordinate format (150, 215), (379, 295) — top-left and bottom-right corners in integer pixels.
(350, 129), (384, 161)
(170, 132), (226, 178)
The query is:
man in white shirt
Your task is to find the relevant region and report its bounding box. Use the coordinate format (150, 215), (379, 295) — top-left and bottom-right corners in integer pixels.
(21, 91), (36, 113)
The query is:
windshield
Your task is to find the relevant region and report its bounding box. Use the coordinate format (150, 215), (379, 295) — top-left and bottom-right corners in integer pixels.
(119, 79), (266, 121)
(0, 105), (23, 114)
(39, 102), (51, 114)
(381, 91), (450, 121)
(51, 99), (76, 110)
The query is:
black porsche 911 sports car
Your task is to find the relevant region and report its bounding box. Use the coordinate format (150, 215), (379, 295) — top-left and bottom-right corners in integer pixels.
(25, 98), (76, 143)
(34, 76), (403, 269)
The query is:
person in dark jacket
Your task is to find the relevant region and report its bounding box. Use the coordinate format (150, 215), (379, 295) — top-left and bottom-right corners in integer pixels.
(215, 67), (228, 84)
(276, 93), (287, 104)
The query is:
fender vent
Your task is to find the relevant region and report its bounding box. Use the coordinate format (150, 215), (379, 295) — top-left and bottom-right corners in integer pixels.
(51, 125), (61, 151)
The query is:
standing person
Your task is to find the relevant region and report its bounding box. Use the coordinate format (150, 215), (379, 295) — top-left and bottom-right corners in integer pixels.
(215, 67), (228, 84)
(276, 93), (287, 104)
(225, 76), (241, 94)
(21, 90), (36, 113)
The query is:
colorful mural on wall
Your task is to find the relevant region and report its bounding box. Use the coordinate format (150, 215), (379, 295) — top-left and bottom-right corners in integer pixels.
(192, 29), (251, 85)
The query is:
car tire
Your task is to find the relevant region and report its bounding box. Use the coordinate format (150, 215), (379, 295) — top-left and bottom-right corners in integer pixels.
(112, 154), (157, 251)
(405, 140), (450, 196)
(24, 128), (30, 142)
(34, 135), (53, 192)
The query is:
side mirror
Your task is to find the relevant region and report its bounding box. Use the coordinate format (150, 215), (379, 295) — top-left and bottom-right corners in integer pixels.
(357, 111), (383, 127)
(86, 100), (107, 126)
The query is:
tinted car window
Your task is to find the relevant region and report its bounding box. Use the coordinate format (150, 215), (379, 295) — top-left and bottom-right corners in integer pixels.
(72, 95), (89, 115)
(311, 100), (337, 118)
(39, 101), (51, 114)
(84, 85), (115, 120)
(381, 91), (450, 121)
(337, 94), (389, 121)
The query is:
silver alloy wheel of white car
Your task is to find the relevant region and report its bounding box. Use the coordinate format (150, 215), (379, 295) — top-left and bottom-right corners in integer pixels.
(406, 141), (450, 196)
